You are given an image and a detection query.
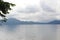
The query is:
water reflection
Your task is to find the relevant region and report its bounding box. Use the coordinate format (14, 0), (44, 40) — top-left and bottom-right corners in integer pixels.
(25, 25), (57, 40)
(0, 24), (59, 40)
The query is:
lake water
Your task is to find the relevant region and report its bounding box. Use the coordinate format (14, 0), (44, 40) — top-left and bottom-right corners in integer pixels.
(0, 24), (59, 40)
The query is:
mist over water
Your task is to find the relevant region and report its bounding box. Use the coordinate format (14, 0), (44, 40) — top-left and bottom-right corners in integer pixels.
(0, 24), (59, 40)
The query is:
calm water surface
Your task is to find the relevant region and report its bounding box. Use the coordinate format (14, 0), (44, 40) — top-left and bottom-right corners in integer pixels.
(0, 24), (59, 40)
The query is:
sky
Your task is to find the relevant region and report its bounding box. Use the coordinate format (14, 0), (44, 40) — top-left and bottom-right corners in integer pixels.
(3, 0), (60, 22)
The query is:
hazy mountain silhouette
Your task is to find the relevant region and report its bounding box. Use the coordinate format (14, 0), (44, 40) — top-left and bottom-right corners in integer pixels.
(3, 18), (21, 30)
(4, 18), (39, 25)
(48, 20), (60, 24)
(1, 18), (60, 31)
(4, 18), (42, 25)
(2, 18), (40, 30)
(5, 18), (21, 25)
(2, 18), (60, 26)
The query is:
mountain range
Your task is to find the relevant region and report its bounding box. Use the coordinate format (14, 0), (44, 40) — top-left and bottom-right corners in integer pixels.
(1, 18), (60, 26)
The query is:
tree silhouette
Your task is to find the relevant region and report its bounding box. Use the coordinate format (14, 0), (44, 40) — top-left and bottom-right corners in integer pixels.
(0, 0), (15, 22)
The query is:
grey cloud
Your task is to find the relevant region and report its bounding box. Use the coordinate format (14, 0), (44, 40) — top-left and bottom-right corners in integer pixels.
(17, 5), (39, 13)
(8, 1), (59, 22)
(41, 3), (56, 12)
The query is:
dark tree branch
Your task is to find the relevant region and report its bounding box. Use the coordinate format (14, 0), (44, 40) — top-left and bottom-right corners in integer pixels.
(0, 0), (15, 22)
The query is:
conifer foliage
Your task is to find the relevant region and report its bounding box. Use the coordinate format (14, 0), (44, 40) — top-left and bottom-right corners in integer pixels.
(0, 0), (15, 22)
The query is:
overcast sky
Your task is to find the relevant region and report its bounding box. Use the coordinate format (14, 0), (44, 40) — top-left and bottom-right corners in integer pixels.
(3, 0), (60, 22)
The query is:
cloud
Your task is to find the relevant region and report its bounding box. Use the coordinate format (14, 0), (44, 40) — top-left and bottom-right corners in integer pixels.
(17, 5), (40, 13)
(9, 5), (56, 22)
(7, 0), (60, 23)
(41, 2), (56, 12)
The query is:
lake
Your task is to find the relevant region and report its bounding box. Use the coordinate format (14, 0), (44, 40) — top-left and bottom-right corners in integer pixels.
(0, 24), (59, 40)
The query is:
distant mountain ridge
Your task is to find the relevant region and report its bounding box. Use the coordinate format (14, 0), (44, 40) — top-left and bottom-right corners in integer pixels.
(4, 18), (40, 25)
(48, 20), (60, 24)
(2, 18), (60, 25)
